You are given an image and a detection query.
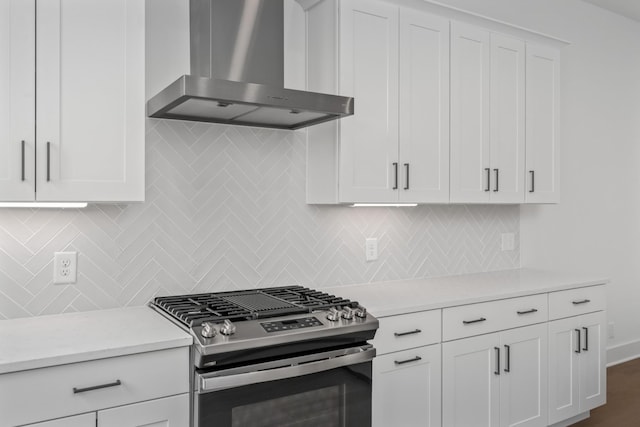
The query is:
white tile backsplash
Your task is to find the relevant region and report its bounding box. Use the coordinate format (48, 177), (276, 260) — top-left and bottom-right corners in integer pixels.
(0, 120), (519, 318)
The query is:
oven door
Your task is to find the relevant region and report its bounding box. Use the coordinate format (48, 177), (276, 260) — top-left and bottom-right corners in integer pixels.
(194, 345), (375, 427)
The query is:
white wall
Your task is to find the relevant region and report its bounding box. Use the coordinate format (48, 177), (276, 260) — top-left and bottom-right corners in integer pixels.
(430, 0), (640, 363)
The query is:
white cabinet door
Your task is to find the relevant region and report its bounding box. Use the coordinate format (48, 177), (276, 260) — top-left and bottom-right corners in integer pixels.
(443, 333), (500, 427)
(373, 345), (441, 427)
(450, 22), (491, 203)
(490, 34), (525, 204)
(579, 311), (606, 413)
(0, 0), (35, 201)
(98, 393), (189, 427)
(499, 324), (548, 427)
(525, 44), (560, 203)
(398, 10), (449, 203)
(35, 0), (145, 202)
(548, 312), (605, 424)
(24, 413), (95, 427)
(338, 0), (399, 203)
(548, 316), (581, 424)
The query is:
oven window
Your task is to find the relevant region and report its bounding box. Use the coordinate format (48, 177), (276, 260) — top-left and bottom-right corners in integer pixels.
(196, 361), (371, 427)
(232, 385), (343, 427)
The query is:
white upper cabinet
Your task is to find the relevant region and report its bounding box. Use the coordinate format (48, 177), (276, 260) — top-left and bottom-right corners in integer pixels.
(35, 0), (145, 202)
(303, 0), (561, 205)
(399, 9), (450, 203)
(526, 44), (560, 203)
(450, 23), (525, 203)
(0, 0), (145, 203)
(450, 23), (491, 203)
(0, 0), (36, 201)
(305, 0), (450, 204)
(338, 0), (399, 203)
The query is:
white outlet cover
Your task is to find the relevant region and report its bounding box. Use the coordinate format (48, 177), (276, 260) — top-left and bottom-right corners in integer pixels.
(53, 251), (77, 285)
(365, 238), (378, 261)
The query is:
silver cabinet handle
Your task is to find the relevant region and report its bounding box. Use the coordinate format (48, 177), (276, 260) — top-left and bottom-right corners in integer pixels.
(493, 168), (499, 192)
(463, 317), (486, 325)
(529, 170), (535, 193)
(73, 379), (121, 394)
(404, 163), (409, 190)
(494, 347), (500, 375)
(517, 309), (538, 315)
(504, 344), (511, 373)
(392, 162), (398, 190)
(583, 327), (589, 351)
(484, 168), (491, 192)
(572, 299), (591, 305)
(46, 141), (51, 182)
(394, 356), (422, 366)
(575, 329), (581, 354)
(394, 329), (421, 337)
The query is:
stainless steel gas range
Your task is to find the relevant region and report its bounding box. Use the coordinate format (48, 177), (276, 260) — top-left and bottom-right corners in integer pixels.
(149, 285), (378, 427)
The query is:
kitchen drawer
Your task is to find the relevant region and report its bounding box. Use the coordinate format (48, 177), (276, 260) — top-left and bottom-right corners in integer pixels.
(373, 310), (441, 355)
(442, 294), (548, 341)
(549, 284), (606, 320)
(0, 347), (189, 427)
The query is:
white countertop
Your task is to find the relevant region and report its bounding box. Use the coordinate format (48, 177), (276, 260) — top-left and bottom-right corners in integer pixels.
(0, 306), (192, 374)
(329, 268), (609, 317)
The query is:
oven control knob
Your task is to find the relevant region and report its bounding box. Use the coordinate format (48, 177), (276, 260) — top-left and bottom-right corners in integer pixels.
(355, 306), (367, 319)
(327, 307), (341, 322)
(220, 319), (237, 336)
(341, 307), (354, 321)
(201, 322), (217, 338)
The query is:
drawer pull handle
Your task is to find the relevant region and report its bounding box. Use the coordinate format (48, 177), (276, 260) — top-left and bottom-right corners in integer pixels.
(517, 309), (538, 315)
(394, 356), (422, 365)
(572, 299), (591, 305)
(394, 329), (422, 337)
(463, 317), (486, 325)
(73, 379), (122, 394)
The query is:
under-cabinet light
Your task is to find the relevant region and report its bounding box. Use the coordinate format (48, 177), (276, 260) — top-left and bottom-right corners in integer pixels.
(0, 202), (88, 209)
(350, 203), (418, 207)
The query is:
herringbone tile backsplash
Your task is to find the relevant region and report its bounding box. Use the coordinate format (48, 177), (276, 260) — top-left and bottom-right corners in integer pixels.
(0, 120), (519, 319)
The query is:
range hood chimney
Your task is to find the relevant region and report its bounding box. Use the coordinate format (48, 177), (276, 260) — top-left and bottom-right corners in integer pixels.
(147, 0), (354, 130)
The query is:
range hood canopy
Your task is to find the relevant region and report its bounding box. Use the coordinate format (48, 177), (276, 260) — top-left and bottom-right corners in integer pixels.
(147, 0), (354, 130)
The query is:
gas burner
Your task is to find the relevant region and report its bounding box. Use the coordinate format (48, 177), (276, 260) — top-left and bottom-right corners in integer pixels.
(152, 285), (358, 327)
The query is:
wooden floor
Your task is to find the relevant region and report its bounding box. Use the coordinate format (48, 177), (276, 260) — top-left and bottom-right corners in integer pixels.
(573, 358), (640, 426)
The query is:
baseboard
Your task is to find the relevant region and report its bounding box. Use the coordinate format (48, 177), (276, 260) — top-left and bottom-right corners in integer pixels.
(607, 339), (640, 366)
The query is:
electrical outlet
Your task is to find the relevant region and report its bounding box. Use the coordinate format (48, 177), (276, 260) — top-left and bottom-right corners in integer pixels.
(608, 321), (615, 339)
(365, 238), (378, 261)
(501, 233), (515, 251)
(53, 252), (77, 284)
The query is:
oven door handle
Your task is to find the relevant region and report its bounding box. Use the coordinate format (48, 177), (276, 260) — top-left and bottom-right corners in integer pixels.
(197, 346), (376, 393)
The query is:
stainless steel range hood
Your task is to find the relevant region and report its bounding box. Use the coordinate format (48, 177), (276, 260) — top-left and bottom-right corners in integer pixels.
(147, 0), (354, 130)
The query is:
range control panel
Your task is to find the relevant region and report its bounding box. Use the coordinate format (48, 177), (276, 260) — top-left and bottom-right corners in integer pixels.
(261, 316), (323, 333)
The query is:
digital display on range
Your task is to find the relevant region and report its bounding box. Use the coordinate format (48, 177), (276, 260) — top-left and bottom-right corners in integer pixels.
(261, 317), (323, 333)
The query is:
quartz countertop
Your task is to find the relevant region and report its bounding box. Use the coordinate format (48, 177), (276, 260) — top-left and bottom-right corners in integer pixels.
(328, 268), (609, 317)
(0, 306), (192, 374)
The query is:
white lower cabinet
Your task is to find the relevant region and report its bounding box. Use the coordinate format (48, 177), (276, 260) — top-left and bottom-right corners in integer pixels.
(0, 348), (189, 427)
(548, 311), (606, 425)
(442, 323), (548, 427)
(373, 344), (441, 427)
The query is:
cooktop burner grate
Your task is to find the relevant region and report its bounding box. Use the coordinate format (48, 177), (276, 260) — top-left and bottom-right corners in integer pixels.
(151, 285), (358, 327)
